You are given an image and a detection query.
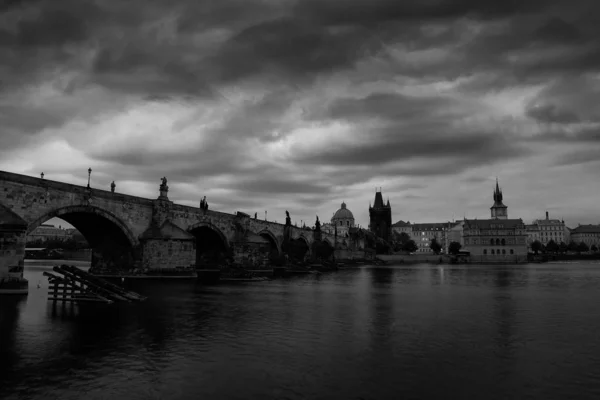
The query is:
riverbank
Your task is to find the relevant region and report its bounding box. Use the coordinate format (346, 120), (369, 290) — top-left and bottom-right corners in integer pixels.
(378, 254), (449, 264)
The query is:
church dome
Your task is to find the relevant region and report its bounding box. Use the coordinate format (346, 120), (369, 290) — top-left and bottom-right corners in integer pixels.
(332, 202), (355, 222)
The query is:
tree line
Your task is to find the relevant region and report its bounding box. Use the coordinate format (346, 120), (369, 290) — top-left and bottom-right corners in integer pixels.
(530, 239), (597, 255)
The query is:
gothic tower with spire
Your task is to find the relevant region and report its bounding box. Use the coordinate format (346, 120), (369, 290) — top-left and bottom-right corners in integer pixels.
(490, 178), (508, 220)
(369, 188), (392, 242)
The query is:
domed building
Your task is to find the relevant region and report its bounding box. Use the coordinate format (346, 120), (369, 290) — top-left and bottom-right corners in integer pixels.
(321, 202), (355, 237)
(332, 202), (355, 228)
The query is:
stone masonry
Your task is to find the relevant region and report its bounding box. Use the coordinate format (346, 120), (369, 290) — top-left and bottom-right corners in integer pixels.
(0, 170), (355, 270)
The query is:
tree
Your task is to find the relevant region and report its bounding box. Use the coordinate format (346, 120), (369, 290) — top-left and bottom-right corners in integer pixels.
(567, 241), (579, 252)
(448, 241), (462, 255)
(559, 241), (568, 254)
(578, 242), (589, 253)
(391, 231), (411, 252)
(591, 244), (598, 252)
(430, 238), (442, 254)
(402, 240), (418, 253)
(530, 240), (542, 255)
(545, 240), (559, 254)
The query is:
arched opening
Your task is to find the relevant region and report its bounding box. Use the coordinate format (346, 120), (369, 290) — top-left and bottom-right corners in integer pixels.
(189, 225), (229, 267)
(314, 240), (334, 261)
(284, 236), (310, 262)
(258, 231), (280, 257)
(26, 206), (137, 271)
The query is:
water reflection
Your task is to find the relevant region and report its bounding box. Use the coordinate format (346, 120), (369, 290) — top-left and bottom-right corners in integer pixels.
(0, 297), (26, 376)
(3, 263), (600, 399)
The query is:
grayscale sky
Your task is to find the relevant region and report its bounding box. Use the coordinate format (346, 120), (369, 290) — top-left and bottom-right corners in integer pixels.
(1, 0), (599, 229)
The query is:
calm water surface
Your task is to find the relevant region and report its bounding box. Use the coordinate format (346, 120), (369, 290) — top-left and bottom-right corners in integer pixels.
(2, 262), (600, 399)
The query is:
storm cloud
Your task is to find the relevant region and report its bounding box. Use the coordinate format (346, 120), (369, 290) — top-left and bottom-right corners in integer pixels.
(1, 0), (599, 227)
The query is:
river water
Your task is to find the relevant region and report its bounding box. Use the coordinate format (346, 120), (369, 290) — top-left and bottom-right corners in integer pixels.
(2, 262), (600, 399)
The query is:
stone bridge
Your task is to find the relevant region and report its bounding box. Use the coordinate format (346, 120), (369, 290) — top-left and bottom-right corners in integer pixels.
(0, 170), (360, 270)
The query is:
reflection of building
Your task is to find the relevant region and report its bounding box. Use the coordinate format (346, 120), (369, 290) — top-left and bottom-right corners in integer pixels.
(461, 179), (528, 263)
(27, 224), (72, 243)
(531, 212), (566, 245)
(570, 225), (600, 248)
(369, 189), (392, 242)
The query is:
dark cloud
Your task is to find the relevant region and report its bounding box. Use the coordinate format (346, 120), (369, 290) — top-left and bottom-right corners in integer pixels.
(317, 92), (458, 123)
(223, 178), (333, 196)
(526, 76), (600, 125)
(3, 0), (600, 228)
(526, 103), (581, 124)
(555, 149), (600, 167)
(292, 0), (549, 26)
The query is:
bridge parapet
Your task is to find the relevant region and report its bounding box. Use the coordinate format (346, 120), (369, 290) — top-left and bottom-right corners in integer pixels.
(1, 170), (363, 272)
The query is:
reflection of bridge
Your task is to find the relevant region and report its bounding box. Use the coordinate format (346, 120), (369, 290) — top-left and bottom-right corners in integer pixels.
(0, 171), (361, 270)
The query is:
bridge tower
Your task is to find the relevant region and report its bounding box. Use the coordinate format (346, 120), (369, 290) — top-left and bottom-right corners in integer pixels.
(369, 188), (392, 242)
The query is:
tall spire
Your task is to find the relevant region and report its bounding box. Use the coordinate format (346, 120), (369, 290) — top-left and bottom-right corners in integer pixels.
(493, 177), (503, 203)
(490, 177), (507, 219)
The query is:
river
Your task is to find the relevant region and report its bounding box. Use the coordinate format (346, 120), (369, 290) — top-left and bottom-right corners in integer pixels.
(2, 261), (600, 399)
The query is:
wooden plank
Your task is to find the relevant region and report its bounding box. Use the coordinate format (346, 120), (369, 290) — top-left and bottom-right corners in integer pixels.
(47, 297), (113, 304)
(53, 266), (130, 302)
(44, 270), (114, 304)
(61, 265), (146, 301)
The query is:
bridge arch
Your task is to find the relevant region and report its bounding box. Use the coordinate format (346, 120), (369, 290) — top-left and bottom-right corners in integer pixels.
(284, 234), (311, 261)
(295, 234), (311, 248)
(257, 229), (281, 256)
(28, 205), (138, 247)
(322, 237), (335, 247)
(26, 204), (139, 270)
(187, 221), (230, 265)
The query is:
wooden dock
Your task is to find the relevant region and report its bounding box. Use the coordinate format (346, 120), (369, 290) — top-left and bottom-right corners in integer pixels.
(44, 265), (147, 304)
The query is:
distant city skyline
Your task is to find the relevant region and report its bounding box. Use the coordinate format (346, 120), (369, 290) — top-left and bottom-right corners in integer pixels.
(1, 0), (599, 231)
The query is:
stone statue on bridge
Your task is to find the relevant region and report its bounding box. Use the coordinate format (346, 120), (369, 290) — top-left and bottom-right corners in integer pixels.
(254, 212), (257, 219)
(158, 177), (169, 199)
(315, 216), (321, 232)
(200, 196), (208, 212)
(111, 181), (116, 193)
(285, 210), (291, 226)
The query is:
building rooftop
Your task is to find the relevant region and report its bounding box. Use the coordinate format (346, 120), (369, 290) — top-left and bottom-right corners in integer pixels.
(332, 202), (354, 221)
(392, 220), (411, 227)
(570, 224), (600, 234)
(411, 223), (448, 230)
(463, 218), (525, 229)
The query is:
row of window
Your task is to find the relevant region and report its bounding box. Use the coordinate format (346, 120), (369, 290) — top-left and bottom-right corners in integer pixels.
(483, 249), (514, 255)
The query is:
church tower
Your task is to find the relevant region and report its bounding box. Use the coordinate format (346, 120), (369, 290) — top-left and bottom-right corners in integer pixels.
(490, 178), (508, 220)
(369, 188), (392, 242)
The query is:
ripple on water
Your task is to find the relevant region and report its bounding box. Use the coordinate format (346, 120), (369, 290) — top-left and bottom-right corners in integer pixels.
(2, 263), (600, 399)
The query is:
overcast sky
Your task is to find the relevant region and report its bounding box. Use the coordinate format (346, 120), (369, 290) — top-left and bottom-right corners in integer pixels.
(1, 0), (599, 230)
